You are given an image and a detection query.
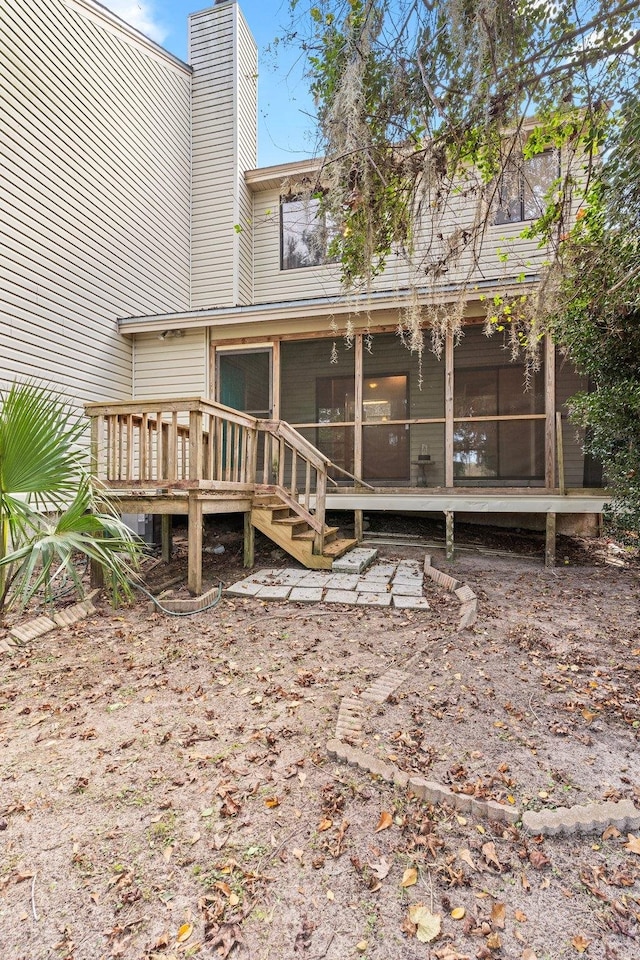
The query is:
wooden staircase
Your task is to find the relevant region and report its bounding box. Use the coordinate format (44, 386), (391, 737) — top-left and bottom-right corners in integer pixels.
(251, 491), (357, 570)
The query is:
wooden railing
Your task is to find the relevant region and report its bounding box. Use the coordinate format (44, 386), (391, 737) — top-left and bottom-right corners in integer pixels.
(84, 398), (337, 556)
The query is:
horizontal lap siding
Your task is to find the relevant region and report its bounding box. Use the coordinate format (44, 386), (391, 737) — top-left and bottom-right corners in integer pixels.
(133, 331), (208, 399)
(190, 5), (236, 308)
(0, 0), (191, 408)
(251, 183), (552, 306)
(189, 3), (257, 309)
(236, 11), (257, 304)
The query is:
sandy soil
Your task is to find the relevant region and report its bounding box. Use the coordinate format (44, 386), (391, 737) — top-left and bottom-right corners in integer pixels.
(1, 525), (639, 960)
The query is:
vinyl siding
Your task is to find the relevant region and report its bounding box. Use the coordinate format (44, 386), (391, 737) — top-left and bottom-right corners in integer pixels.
(251, 183), (554, 307)
(236, 8), (257, 304)
(0, 0), (191, 408)
(189, 1), (258, 308)
(133, 330), (208, 400)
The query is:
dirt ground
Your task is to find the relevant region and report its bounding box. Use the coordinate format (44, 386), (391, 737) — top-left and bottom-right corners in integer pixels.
(1, 519), (639, 960)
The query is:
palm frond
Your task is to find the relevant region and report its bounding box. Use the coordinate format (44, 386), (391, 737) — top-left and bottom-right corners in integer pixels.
(0, 381), (85, 501)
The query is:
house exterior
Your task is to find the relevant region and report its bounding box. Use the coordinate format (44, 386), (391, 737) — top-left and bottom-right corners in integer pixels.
(1, 0), (607, 577)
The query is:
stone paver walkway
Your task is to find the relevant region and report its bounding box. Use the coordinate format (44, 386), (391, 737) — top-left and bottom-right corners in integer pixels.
(225, 556), (430, 609)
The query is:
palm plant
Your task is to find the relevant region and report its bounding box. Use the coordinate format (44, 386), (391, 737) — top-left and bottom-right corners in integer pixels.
(0, 382), (142, 613)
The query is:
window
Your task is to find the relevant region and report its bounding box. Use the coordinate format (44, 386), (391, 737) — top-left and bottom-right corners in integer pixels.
(280, 195), (339, 270)
(495, 150), (558, 225)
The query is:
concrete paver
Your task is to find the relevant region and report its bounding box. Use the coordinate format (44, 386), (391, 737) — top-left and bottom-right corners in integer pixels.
(390, 582), (424, 596)
(324, 589), (358, 604)
(225, 581), (264, 597)
(289, 587), (324, 603)
(255, 585), (292, 600)
(393, 596), (430, 610)
(356, 579), (391, 593)
(357, 592), (392, 607)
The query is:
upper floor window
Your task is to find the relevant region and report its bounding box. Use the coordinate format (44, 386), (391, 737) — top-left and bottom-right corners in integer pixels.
(494, 150), (558, 225)
(280, 195), (339, 270)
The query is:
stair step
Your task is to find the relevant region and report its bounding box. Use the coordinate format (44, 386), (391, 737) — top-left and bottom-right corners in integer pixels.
(272, 516), (309, 529)
(322, 537), (358, 559)
(293, 526), (338, 542)
(254, 503), (290, 515)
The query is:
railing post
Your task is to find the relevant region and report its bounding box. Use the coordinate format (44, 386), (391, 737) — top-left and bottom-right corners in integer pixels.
(140, 414), (149, 481)
(189, 409), (204, 482)
(313, 470), (327, 556)
(156, 411), (164, 482)
(167, 412), (178, 482)
(89, 415), (100, 481)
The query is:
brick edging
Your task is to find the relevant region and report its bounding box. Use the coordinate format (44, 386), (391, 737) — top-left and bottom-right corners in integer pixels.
(423, 555), (478, 631)
(1, 590), (100, 658)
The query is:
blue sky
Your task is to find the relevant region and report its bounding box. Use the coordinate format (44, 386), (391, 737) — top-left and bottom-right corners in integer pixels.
(102, 1), (318, 166)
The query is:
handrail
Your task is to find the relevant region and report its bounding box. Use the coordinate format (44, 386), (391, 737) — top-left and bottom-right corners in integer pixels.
(327, 461), (376, 492)
(258, 419), (330, 472)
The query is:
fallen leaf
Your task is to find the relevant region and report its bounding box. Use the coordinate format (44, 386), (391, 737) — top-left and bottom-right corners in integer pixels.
(482, 841), (501, 870)
(572, 934), (590, 953)
(356, 941), (368, 952)
(515, 909), (528, 922)
(318, 818), (333, 832)
(623, 834), (640, 855)
(375, 811), (393, 833)
(458, 848), (477, 871)
(486, 932), (502, 949)
(451, 907), (466, 920)
(602, 825), (620, 841)
(190, 833), (201, 846)
(529, 849), (550, 870)
(370, 857), (391, 880)
(265, 797), (280, 809)
(491, 902), (506, 929)
(176, 923), (193, 943)
(401, 866), (418, 888)
(408, 905), (441, 943)
(522, 950), (538, 960)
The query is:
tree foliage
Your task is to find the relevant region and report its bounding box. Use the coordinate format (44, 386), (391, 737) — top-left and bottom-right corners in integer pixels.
(290, 0), (638, 345)
(551, 84), (640, 539)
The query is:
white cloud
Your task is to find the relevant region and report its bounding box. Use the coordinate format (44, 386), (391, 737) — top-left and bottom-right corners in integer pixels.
(102, 2), (168, 45)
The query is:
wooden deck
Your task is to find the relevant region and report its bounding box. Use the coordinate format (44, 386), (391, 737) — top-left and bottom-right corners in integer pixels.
(85, 398), (610, 589)
(85, 397), (357, 591)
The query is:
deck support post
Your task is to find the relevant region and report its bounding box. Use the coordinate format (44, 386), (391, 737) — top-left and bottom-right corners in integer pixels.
(161, 515), (172, 563)
(244, 512), (255, 568)
(545, 512), (556, 567)
(354, 509), (363, 543)
(445, 510), (454, 561)
(188, 493), (203, 595)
